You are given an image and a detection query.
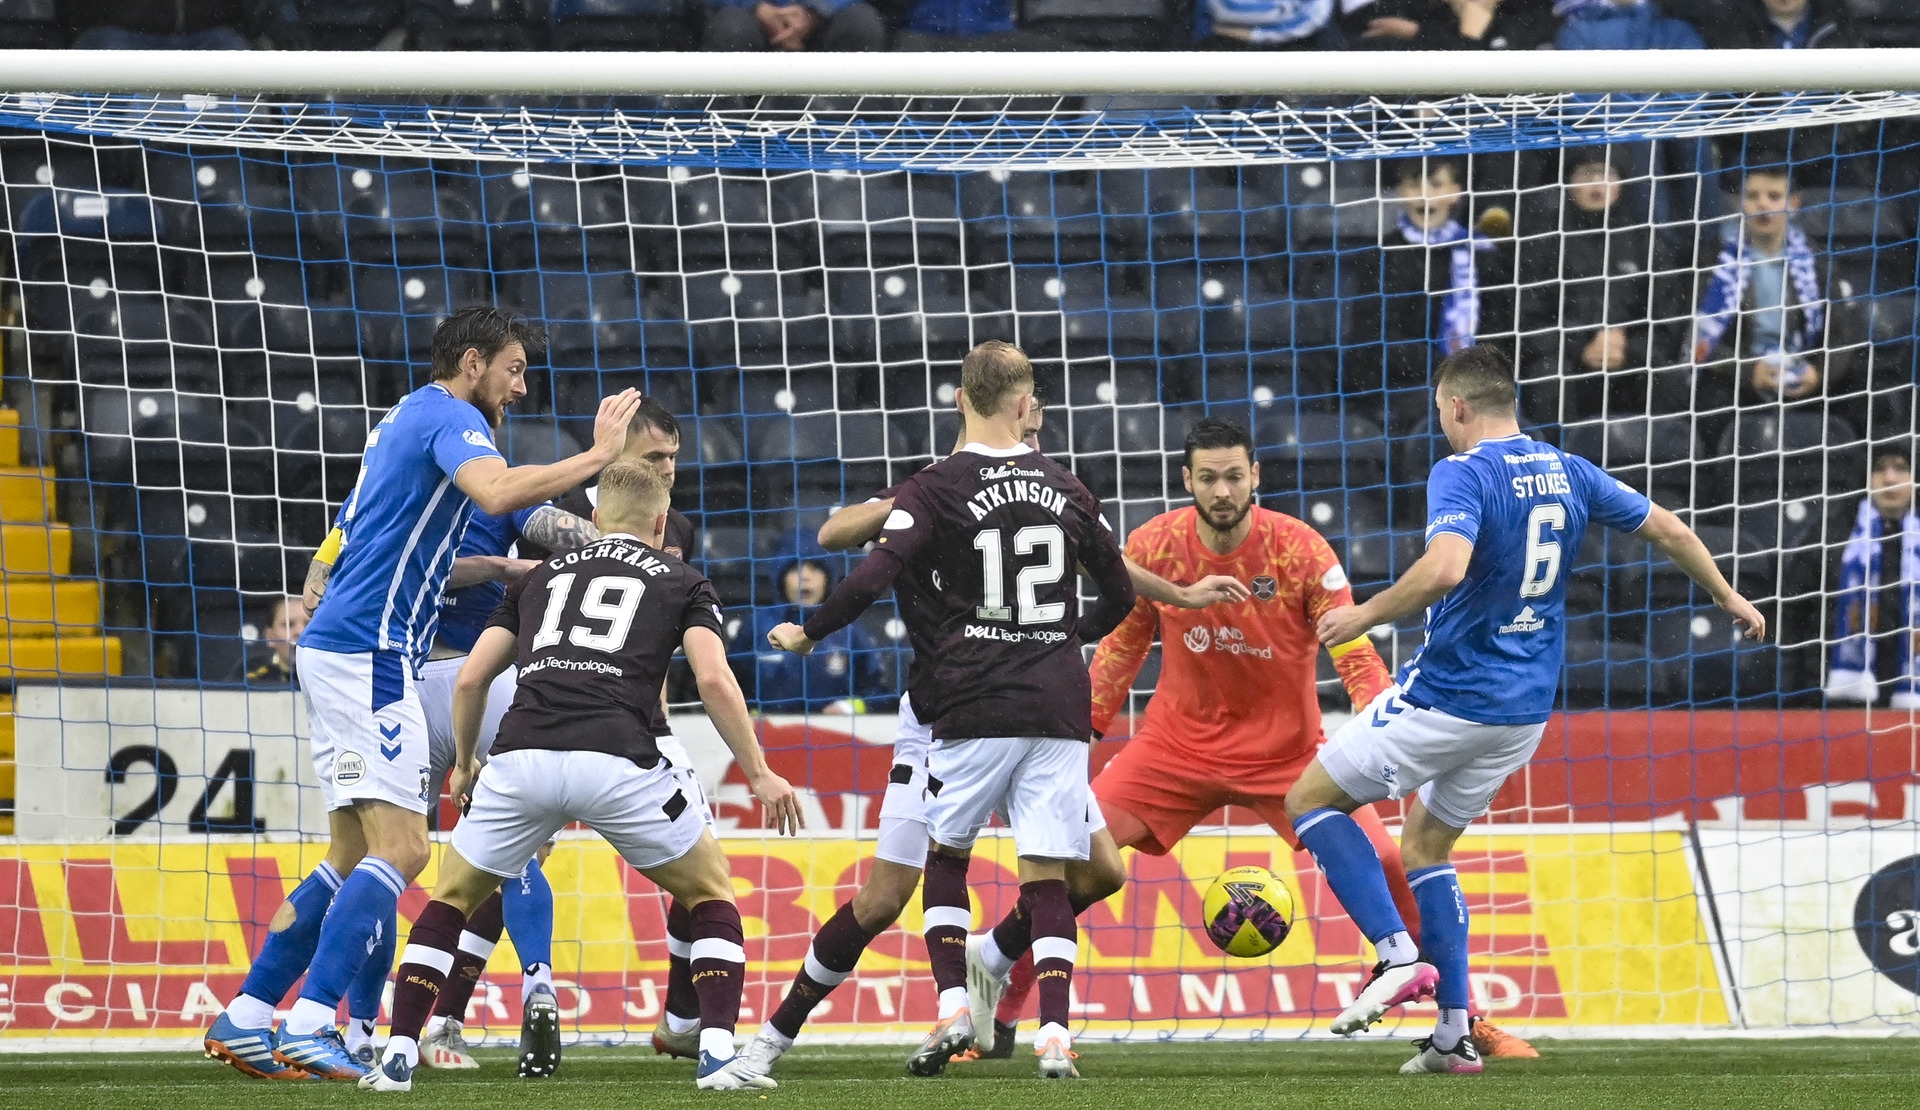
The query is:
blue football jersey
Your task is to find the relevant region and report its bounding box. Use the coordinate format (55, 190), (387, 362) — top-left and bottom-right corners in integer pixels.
(433, 505), (543, 654)
(1403, 433), (1653, 725)
(301, 383), (503, 668)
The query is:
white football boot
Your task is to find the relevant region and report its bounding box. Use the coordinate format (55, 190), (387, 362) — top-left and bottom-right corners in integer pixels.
(418, 1020), (479, 1070)
(1399, 1035), (1484, 1075)
(965, 935), (1008, 1056)
(1330, 960), (1439, 1035)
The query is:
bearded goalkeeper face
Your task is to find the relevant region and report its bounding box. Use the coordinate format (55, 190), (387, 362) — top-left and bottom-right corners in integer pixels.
(1185, 445), (1258, 537)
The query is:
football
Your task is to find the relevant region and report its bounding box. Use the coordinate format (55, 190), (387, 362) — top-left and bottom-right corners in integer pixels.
(1202, 865), (1296, 958)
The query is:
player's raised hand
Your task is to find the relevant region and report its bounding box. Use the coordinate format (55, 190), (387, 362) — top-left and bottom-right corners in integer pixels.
(1315, 603), (1373, 648)
(767, 622), (818, 655)
(751, 770), (805, 836)
(1720, 591), (1768, 642)
(591, 388), (643, 462)
(1177, 575), (1252, 608)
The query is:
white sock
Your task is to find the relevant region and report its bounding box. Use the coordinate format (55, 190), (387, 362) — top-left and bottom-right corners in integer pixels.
(384, 1034), (420, 1068)
(937, 986), (970, 1020)
(1374, 931), (1420, 967)
(757, 1021), (794, 1051)
(224, 995), (275, 1030)
(521, 963), (554, 1007)
(283, 997), (338, 1036)
(978, 933), (1016, 979)
(423, 1014), (449, 1041)
(665, 1011), (700, 1035)
(698, 1027), (735, 1059)
(1036, 1021), (1070, 1047)
(344, 1017), (376, 1055)
(1433, 1007), (1470, 1052)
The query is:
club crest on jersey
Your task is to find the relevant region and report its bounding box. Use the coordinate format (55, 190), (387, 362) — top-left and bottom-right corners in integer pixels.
(334, 752), (365, 786)
(1251, 575), (1277, 601)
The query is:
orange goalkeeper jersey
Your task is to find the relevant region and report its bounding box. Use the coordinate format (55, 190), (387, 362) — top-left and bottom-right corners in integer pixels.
(1090, 506), (1393, 769)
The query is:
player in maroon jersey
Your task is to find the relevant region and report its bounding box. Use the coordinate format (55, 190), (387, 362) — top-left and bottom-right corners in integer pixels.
(768, 341), (1132, 1079)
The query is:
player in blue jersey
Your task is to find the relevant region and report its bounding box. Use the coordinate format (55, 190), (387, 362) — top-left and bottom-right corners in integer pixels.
(1285, 345), (1764, 1076)
(205, 307), (642, 1082)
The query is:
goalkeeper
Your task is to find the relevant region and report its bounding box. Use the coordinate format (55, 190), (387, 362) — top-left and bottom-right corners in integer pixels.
(973, 416), (1537, 1060)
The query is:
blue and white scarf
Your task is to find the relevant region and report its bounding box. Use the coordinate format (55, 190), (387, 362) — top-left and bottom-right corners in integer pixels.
(1205, 0), (1334, 42)
(1397, 212), (1483, 356)
(1828, 496), (1920, 701)
(1692, 221), (1825, 364)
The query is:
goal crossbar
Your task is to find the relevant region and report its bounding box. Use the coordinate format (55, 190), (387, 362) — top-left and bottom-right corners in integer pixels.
(0, 48), (1917, 97)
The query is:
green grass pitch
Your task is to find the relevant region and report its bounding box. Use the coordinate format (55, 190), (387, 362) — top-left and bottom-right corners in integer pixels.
(5, 1040), (1917, 1110)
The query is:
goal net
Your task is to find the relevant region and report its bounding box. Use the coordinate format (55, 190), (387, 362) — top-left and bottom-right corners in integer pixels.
(2, 53), (1919, 1046)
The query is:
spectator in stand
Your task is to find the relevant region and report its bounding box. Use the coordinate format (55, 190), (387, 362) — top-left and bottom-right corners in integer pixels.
(64, 0), (255, 49)
(232, 596), (308, 687)
(1554, 0), (1704, 50)
(1826, 447), (1920, 709)
(1516, 146), (1686, 426)
(1693, 0), (1859, 48)
(702, 0), (887, 50)
(727, 547), (892, 714)
(1346, 157), (1516, 434)
(1688, 164), (1847, 415)
(1350, 0), (1561, 51)
(1197, 0), (1346, 49)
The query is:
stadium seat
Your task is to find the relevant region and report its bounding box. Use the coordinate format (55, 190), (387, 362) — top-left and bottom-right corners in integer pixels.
(547, 0), (696, 51)
(1151, 264), (1290, 356)
(351, 265), (490, 360)
(408, 0), (543, 49)
(811, 173), (964, 269)
(485, 168), (630, 272)
(257, 0), (406, 48)
(497, 416), (584, 467)
(661, 173), (777, 274)
(67, 295), (219, 390)
(968, 177), (1102, 265)
(0, 0), (62, 47)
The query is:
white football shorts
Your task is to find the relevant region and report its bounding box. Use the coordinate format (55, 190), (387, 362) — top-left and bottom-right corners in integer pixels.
(453, 748), (706, 877)
(419, 656), (518, 795)
(1319, 684), (1547, 829)
(298, 646), (433, 814)
(875, 693), (933, 868)
(656, 732), (713, 829)
(925, 736), (1093, 862)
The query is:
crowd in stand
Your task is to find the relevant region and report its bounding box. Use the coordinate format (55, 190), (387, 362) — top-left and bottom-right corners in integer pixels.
(7, 0), (1915, 53)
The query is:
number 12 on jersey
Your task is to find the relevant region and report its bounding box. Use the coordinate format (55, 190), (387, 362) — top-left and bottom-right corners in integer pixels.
(973, 524), (1066, 625)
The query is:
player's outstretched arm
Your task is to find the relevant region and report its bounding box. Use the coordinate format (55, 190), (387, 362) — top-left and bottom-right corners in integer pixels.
(770, 547), (907, 655)
(1636, 503), (1767, 641)
(452, 389), (642, 516)
(449, 626), (518, 809)
(1125, 558), (1251, 609)
(683, 626), (804, 836)
(818, 498), (893, 551)
(520, 505), (600, 553)
(1315, 534), (1474, 647)
(446, 555), (539, 590)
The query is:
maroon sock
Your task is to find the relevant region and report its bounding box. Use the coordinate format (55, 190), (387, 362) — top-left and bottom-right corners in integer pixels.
(688, 899), (745, 1037)
(1024, 880), (1076, 1031)
(991, 883), (1100, 964)
(921, 852), (971, 994)
(665, 897), (699, 1022)
(390, 900), (468, 1044)
(769, 902), (880, 1039)
(433, 890), (504, 1020)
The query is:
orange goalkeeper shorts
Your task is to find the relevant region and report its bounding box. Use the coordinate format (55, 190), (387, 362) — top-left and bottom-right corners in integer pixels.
(1091, 728), (1317, 855)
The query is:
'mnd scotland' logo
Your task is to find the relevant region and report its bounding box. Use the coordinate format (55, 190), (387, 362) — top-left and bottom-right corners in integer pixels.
(1854, 855), (1920, 996)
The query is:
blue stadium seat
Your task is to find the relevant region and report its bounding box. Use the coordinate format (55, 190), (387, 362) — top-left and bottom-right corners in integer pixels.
(1151, 264), (1290, 356)
(485, 168), (630, 271)
(968, 177), (1102, 265)
(810, 173), (963, 269)
(661, 173), (776, 273)
(547, 0), (695, 50)
(350, 265), (490, 359)
(0, 0), (63, 46)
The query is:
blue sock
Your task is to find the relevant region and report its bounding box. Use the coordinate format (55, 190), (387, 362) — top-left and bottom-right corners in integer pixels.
(286, 857), (406, 1034)
(502, 856), (554, 971)
(232, 861), (342, 1024)
(1410, 864), (1470, 1013)
(1294, 808), (1411, 949)
(347, 903), (398, 1025)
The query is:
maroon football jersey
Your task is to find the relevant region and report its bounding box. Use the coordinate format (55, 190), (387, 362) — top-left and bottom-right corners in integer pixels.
(861, 444), (1130, 742)
(487, 533), (723, 766)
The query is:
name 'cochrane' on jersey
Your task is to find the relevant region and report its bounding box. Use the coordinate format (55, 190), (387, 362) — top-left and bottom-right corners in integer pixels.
(487, 533), (724, 767)
(805, 444), (1132, 744)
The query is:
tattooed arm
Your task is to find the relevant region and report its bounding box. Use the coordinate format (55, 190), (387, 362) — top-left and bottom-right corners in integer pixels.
(520, 505), (600, 553)
(302, 527), (344, 614)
